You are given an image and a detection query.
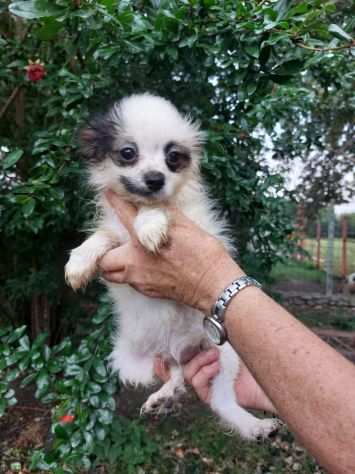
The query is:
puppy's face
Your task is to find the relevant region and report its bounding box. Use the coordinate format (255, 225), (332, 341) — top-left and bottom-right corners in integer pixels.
(80, 94), (203, 204)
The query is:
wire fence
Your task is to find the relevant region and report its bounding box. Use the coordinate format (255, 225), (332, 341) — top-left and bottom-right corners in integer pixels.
(303, 217), (355, 278)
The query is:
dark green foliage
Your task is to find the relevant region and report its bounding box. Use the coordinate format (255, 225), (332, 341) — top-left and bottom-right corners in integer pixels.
(0, 297), (157, 472)
(0, 0), (353, 471)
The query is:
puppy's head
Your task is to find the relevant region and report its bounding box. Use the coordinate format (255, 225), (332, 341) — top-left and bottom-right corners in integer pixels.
(79, 93), (204, 204)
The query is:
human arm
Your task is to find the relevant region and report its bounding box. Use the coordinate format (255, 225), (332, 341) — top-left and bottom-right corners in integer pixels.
(100, 191), (355, 474)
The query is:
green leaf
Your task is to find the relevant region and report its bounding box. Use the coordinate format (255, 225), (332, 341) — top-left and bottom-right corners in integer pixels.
(7, 396), (17, 407)
(244, 43), (259, 58)
(4, 389), (15, 399)
(273, 59), (304, 76)
(36, 370), (49, 391)
(19, 335), (30, 351)
(6, 368), (20, 382)
(328, 24), (353, 42)
(9, 1), (65, 19)
(98, 0), (117, 13)
(2, 149), (23, 169)
(179, 35), (198, 48)
(92, 308), (110, 324)
(269, 74), (292, 84)
(7, 326), (26, 343)
(97, 408), (113, 425)
(65, 364), (83, 378)
(93, 360), (107, 378)
(274, 0), (291, 21)
(87, 382), (102, 394)
(71, 430), (82, 448)
(89, 395), (100, 407)
(0, 399), (7, 417)
(95, 425), (107, 441)
(259, 46), (271, 68)
(35, 18), (63, 41)
(54, 424), (69, 440)
(23, 198), (36, 218)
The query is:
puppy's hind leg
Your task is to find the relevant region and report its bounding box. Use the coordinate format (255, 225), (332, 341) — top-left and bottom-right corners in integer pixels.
(210, 344), (282, 440)
(140, 364), (185, 416)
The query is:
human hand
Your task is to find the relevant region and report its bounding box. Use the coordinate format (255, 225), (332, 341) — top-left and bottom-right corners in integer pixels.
(155, 350), (276, 413)
(99, 191), (244, 313)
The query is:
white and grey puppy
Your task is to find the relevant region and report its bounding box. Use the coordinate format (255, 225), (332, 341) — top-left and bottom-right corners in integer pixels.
(65, 93), (280, 440)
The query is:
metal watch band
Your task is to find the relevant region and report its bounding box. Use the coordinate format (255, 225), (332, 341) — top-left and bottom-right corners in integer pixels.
(211, 276), (262, 323)
(204, 276), (262, 345)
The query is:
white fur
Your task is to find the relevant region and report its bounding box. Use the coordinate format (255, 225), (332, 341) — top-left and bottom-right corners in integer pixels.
(134, 207), (169, 253)
(65, 94), (280, 440)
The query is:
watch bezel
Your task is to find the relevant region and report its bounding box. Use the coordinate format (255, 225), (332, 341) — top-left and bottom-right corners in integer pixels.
(203, 317), (227, 345)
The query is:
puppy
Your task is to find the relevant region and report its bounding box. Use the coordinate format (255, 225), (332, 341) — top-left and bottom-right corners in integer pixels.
(65, 93), (280, 439)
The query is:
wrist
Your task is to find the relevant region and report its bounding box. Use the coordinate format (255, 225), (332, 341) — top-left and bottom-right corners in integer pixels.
(224, 284), (264, 333)
(195, 256), (245, 314)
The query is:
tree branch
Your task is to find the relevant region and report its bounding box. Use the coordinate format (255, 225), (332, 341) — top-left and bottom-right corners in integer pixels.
(0, 85), (22, 121)
(294, 40), (355, 53)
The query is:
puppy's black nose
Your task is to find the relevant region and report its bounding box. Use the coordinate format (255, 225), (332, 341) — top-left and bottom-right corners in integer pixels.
(144, 171), (165, 192)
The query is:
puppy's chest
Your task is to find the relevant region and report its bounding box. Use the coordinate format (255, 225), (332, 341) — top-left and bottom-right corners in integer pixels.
(101, 201), (219, 242)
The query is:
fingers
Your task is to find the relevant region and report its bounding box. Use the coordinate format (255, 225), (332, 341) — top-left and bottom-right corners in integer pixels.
(183, 348), (219, 384)
(189, 362), (220, 402)
(99, 245), (129, 273)
(105, 190), (138, 238)
(183, 349), (220, 402)
(101, 271), (126, 284)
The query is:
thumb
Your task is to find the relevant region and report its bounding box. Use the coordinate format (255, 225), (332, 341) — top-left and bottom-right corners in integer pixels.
(105, 190), (138, 238)
(99, 244), (130, 273)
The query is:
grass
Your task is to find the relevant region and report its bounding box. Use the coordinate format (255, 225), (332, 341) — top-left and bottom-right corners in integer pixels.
(292, 306), (355, 331)
(270, 259), (326, 285)
(139, 409), (323, 474)
(304, 238), (355, 276)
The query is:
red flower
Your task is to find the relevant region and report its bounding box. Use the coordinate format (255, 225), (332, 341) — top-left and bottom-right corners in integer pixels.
(25, 60), (46, 82)
(60, 414), (75, 424)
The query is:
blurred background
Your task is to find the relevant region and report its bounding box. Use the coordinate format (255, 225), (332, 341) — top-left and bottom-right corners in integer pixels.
(0, 0), (354, 472)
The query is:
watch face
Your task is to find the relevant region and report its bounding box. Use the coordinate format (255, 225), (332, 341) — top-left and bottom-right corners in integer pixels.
(203, 318), (222, 345)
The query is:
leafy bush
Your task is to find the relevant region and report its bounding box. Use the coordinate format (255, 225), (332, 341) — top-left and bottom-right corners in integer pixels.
(0, 296), (157, 472)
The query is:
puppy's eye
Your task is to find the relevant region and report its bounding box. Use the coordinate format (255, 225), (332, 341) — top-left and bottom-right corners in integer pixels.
(167, 151), (181, 164)
(120, 147), (136, 161)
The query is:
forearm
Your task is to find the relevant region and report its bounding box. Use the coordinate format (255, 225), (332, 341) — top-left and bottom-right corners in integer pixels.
(224, 283), (355, 474)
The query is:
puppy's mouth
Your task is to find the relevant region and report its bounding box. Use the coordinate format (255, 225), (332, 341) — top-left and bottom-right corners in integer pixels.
(120, 176), (163, 199)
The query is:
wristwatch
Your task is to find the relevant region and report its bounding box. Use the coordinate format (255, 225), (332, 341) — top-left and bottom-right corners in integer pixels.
(203, 276), (262, 345)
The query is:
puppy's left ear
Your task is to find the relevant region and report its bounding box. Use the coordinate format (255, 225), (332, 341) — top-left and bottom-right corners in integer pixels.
(78, 111), (116, 163)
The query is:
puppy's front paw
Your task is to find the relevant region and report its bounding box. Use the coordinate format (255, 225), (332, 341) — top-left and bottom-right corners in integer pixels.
(65, 254), (96, 290)
(134, 208), (169, 253)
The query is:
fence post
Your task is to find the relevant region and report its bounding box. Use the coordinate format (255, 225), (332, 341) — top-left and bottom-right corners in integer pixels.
(326, 203), (335, 295)
(341, 216), (348, 279)
(316, 220), (321, 269)
(296, 203), (306, 260)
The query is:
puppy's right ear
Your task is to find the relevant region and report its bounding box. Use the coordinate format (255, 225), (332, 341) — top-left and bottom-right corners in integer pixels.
(79, 112), (117, 163)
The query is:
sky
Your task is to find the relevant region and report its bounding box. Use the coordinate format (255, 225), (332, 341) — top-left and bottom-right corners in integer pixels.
(263, 137), (355, 216)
